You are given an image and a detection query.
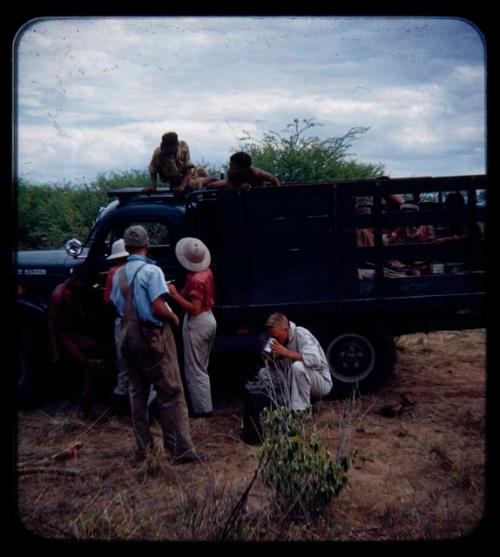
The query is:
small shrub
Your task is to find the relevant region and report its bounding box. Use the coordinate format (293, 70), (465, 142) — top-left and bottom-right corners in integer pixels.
(258, 406), (353, 521)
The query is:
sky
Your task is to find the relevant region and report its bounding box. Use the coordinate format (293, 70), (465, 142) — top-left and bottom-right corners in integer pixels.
(14, 16), (486, 186)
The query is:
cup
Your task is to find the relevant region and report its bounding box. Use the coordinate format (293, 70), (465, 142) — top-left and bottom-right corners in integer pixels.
(262, 338), (275, 354)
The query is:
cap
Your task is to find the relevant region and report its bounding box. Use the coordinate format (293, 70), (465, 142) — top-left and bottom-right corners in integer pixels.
(124, 225), (149, 247)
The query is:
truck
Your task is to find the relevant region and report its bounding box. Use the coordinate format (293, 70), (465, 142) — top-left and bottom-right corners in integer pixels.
(15, 174), (487, 405)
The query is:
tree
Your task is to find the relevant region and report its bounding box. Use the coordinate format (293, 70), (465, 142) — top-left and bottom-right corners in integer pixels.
(15, 170), (150, 250)
(237, 118), (385, 183)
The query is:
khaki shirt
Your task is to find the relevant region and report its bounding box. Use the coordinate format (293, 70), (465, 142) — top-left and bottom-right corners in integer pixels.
(149, 140), (194, 183)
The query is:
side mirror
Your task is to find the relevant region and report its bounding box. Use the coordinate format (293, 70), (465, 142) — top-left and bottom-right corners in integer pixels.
(65, 238), (83, 257)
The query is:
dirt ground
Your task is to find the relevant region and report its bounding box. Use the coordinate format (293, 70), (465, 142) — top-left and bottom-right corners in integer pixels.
(15, 329), (487, 542)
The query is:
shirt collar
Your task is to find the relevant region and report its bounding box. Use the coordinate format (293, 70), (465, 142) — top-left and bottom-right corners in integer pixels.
(126, 254), (157, 265)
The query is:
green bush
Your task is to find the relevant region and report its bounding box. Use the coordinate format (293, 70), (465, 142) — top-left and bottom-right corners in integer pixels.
(258, 406), (353, 521)
(15, 170), (150, 250)
(239, 118), (384, 183)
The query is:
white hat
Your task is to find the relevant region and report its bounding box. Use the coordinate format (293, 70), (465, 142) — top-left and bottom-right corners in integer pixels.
(106, 238), (129, 261)
(175, 237), (211, 272)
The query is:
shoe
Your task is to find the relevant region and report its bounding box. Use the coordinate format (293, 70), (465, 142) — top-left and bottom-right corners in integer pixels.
(189, 411), (214, 419)
(173, 451), (209, 465)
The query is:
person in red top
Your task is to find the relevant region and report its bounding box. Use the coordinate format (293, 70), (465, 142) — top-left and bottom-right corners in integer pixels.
(168, 238), (216, 418)
(103, 239), (131, 414)
(104, 239), (129, 303)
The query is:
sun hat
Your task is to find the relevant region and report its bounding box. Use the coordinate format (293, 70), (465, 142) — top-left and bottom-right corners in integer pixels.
(124, 225), (149, 247)
(106, 239), (129, 261)
(175, 237), (211, 272)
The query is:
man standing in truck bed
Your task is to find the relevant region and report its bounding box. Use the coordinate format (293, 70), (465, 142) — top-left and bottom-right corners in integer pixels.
(146, 131), (216, 194)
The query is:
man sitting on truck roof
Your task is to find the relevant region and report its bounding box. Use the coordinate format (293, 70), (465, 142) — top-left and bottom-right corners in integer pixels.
(205, 151), (281, 190)
(257, 312), (332, 412)
(145, 131), (217, 194)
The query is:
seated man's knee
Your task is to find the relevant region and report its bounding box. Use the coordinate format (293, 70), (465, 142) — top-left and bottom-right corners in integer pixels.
(290, 361), (308, 378)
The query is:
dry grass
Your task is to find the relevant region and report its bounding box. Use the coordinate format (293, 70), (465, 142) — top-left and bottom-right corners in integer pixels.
(16, 329), (486, 541)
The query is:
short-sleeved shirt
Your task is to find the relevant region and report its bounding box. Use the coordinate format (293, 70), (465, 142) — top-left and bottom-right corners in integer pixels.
(180, 268), (215, 313)
(148, 140), (194, 183)
(110, 255), (170, 326)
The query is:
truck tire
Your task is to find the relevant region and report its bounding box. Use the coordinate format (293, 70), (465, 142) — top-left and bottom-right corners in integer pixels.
(324, 322), (396, 396)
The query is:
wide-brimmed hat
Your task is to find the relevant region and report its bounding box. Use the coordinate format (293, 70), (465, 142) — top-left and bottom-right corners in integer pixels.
(175, 237), (211, 272)
(107, 239), (129, 261)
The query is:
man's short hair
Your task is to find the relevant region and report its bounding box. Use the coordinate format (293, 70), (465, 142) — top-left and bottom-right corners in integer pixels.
(265, 312), (289, 330)
(161, 131), (178, 145)
(230, 151), (252, 168)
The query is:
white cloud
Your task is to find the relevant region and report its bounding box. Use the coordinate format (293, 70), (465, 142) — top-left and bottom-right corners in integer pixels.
(15, 16), (486, 184)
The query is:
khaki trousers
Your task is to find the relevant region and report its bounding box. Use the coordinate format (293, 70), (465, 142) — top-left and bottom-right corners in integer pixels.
(124, 324), (194, 458)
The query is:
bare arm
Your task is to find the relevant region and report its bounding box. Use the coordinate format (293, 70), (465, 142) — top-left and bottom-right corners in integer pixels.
(203, 179), (229, 189)
(47, 293), (61, 362)
(143, 172), (158, 193)
(253, 167), (280, 186)
(149, 172), (158, 191)
(176, 167), (194, 191)
(151, 297), (180, 327)
(168, 284), (203, 315)
(270, 340), (303, 361)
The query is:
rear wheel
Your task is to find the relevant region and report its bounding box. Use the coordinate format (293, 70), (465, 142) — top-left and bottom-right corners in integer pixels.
(324, 323), (396, 396)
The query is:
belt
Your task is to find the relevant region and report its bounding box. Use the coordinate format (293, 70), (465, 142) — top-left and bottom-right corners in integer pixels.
(140, 320), (164, 330)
